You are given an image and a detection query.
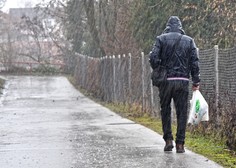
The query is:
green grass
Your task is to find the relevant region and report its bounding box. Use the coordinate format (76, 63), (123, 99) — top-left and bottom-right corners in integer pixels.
(185, 132), (236, 168)
(0, 77), (5, 94)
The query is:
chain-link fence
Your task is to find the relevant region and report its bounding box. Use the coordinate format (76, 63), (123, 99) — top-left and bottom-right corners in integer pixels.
(74, 45), (235, 121)
(74, 52), (158, 115)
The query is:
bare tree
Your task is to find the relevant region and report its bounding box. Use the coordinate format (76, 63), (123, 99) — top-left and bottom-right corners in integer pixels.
(37, 0), (77, 73)
(0, 11), (15, 71)
(17, 15), (45, 63)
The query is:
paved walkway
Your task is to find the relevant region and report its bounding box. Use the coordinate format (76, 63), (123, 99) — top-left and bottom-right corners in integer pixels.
(0, 76), (223, 168)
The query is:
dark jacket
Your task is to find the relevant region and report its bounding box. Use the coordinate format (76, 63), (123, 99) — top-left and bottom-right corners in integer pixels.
(149, 16), (200, 85)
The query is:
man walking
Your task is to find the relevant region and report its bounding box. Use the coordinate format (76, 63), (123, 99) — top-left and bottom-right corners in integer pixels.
(149, 16), (200, 153)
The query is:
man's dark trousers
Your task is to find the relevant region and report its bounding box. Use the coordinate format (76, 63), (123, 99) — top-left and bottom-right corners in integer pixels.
(158, 80), (189, 145)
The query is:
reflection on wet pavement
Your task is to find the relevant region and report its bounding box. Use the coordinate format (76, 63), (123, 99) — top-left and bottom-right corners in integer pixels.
(0, 76), (223, 168)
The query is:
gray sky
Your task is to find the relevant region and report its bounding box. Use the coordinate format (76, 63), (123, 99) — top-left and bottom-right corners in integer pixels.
(2, 0), (46, 13)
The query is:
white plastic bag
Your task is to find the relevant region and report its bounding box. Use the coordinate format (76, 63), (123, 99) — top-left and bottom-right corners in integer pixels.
(188, 90), (209, 125)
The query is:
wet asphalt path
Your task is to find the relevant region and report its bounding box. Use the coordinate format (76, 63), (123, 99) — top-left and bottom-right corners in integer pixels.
(0, 76), (223, 168)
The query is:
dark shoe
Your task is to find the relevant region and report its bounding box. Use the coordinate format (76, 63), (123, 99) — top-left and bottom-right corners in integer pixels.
(164, 140), (174, 151)
(176, 144), (185, 153)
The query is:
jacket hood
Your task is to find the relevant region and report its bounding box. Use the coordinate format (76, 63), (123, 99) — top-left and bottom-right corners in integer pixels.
(163, 16), (185, 34)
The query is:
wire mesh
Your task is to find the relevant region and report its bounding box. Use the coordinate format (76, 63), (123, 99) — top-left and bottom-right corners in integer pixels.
(74, 46), (236, 119)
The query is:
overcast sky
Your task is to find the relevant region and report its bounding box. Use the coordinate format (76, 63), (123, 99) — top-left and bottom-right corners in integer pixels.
(1, 0), (46, 13)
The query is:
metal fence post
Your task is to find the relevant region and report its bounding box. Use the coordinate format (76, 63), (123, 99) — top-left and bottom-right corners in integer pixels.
(141, 52), (145, 112)
(83, 55), (87, 88)
(118, 54), (121, 102)
(214, 45), (219, 122)
(128, 53), (132, 105)
(150, 66), (154, 116)
(112, 55), (116, 102)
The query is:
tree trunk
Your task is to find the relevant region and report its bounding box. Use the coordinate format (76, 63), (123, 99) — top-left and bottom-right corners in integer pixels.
(83, 0), (106, 57)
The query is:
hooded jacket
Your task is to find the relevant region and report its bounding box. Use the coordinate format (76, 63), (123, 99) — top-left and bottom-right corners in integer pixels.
(149, 16), (200, 85)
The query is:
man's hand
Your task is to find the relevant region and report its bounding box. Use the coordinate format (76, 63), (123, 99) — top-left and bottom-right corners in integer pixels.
(192, 85), (199, 91)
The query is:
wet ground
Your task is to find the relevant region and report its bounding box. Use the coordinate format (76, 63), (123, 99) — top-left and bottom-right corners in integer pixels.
(0, 76), (223, 168)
